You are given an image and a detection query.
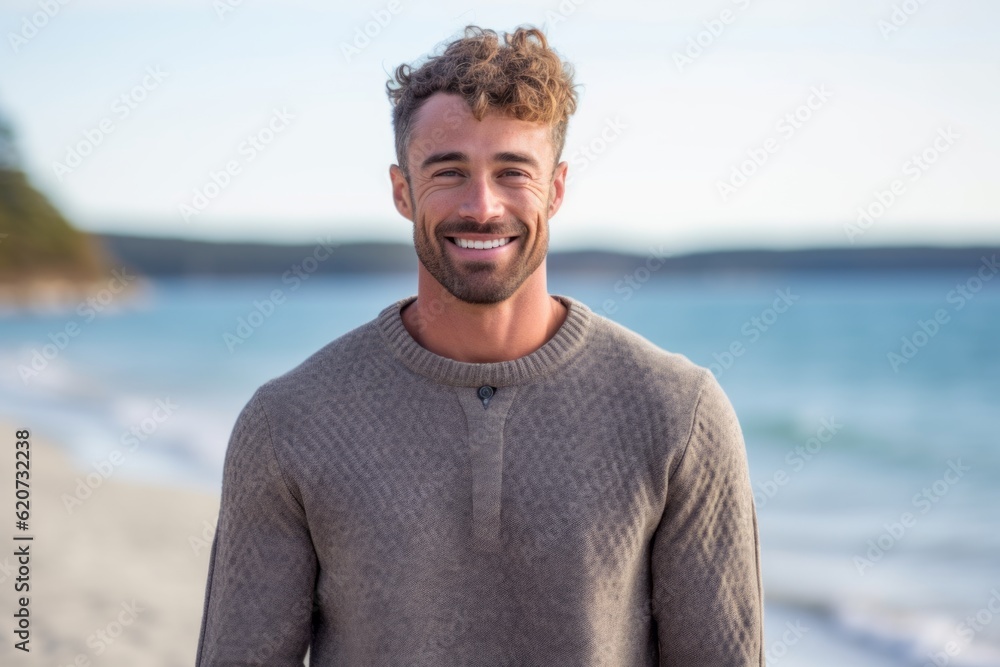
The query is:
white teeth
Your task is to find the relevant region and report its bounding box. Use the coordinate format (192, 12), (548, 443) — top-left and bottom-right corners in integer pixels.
(454, 237), (511, 249)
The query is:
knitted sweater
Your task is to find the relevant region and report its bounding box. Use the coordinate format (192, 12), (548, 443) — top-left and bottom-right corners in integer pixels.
(195, 293), (764, 666)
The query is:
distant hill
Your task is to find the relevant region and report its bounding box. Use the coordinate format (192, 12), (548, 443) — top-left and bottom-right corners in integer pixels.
(96, 233), (418, 276)
(94, 232), (999, 277)
(0, 109), (108, 287)
(0, 169), (108, 284)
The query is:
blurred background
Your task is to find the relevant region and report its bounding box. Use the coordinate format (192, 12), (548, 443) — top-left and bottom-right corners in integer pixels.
(1, 1), (998, 665)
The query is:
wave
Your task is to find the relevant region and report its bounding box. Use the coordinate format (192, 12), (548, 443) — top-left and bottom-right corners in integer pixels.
(768, 589), (1000, 667)
(0, 353), (234, 491)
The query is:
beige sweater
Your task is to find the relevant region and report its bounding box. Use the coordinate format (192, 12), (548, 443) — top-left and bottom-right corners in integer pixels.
(195, 293), (764, 666)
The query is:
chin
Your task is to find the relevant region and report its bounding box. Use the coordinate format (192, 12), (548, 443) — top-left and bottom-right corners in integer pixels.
(439, 275), (525, 305)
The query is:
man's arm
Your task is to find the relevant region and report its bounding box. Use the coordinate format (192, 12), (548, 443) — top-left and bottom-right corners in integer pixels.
(196, 387), (318, 666)
(650, 369), (764, 666)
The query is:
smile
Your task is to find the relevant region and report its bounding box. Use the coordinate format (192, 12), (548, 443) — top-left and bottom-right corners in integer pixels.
(447, 236), (517, 250)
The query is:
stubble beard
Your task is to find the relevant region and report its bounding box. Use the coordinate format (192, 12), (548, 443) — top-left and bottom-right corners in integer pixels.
(413, 216), (549, 305)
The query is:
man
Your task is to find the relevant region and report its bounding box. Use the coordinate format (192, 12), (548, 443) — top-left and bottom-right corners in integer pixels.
(196, 25), (763, 666)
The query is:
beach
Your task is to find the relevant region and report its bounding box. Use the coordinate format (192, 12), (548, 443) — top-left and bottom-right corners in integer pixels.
(1, 272), (998, 666)
(0, 422), (219, 666)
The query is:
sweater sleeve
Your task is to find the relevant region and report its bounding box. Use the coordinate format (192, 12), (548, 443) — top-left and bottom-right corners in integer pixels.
(195, 387), (317, 666)
(650, 369), (765, 666)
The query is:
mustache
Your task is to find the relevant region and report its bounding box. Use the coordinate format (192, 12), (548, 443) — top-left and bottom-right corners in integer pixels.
(435, 220), (527, 237)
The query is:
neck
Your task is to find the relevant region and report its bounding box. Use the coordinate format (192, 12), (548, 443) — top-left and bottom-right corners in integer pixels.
(401, 263), (568, 363)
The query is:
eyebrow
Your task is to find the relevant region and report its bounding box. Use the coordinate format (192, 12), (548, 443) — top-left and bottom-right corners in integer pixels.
(420, 150), (541, 172)
(495, 151), (541, 170)
(420, 151), (466, 170)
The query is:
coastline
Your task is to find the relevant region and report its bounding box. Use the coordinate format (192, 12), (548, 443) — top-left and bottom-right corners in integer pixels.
(0, 273), (151, 314)
(0, 423), (219, 666)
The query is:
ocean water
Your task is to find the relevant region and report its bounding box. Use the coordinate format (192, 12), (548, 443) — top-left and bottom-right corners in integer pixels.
(1, 270), (998, 666)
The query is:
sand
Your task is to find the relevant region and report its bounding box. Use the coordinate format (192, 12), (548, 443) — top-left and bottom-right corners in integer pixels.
(0, 423), (220, 666)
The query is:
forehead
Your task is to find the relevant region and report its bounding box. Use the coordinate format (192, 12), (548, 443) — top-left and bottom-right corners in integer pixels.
(407, 92), (554, 167)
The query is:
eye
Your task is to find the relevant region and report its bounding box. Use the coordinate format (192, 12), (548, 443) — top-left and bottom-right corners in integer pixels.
(434, 169), (463, 178)
(500, 169), (529, 179)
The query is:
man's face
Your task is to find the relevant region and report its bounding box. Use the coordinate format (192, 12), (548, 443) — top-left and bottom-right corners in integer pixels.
(389, 92), (567, 305)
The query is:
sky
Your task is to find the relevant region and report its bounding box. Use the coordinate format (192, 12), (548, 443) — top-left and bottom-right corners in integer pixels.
(1, 0), (998, 254)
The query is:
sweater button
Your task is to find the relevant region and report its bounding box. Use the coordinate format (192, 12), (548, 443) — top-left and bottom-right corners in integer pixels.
(477, 385), (495, 409)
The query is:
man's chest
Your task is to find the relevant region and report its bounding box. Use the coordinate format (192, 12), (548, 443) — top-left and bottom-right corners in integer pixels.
(290, 382), (669, 566)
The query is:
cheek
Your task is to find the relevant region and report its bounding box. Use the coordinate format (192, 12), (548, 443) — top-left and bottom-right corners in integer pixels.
(415, 191), (453, 219)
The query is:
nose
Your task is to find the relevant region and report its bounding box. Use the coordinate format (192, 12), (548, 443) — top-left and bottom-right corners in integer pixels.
(458, 174), (505, 223)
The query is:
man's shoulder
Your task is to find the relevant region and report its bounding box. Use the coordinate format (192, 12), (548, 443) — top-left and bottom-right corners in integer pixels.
(583, 307), (711, 392)
(252, 304), (391, 415)
(579, 306), (740, 446)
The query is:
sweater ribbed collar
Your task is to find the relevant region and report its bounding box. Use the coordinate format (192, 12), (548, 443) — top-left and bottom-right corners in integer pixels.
(377, 293), (592, 387)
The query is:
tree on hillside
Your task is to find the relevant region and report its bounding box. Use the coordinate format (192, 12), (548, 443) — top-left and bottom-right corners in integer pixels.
(0, 108), (107, 282)
(0, 110), (18, 169)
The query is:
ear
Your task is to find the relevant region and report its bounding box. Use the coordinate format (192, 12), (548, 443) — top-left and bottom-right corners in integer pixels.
(547, 161), (568, 219)
(389, 164), (414, 221)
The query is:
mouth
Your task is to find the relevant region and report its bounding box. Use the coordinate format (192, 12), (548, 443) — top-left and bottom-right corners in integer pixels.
(445, 235), (519, 250)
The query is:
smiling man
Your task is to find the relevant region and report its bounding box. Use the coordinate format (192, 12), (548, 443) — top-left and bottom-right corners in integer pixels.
(197, 25), (764, 666)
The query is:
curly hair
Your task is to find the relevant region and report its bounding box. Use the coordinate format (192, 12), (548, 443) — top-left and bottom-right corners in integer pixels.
(386, 25), (579, 176)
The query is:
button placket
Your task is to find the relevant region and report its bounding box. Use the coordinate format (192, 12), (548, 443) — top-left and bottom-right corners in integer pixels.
(456, 384), (518, 553)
